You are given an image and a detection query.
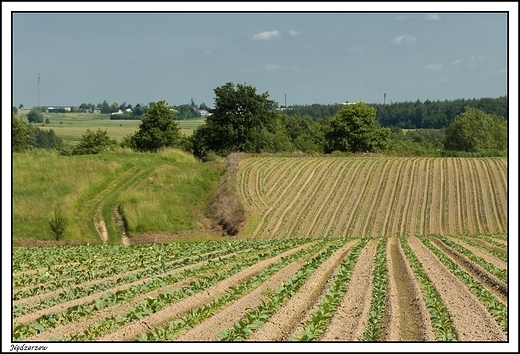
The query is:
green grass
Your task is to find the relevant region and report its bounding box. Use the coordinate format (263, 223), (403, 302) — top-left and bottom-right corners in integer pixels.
(18, 111), (205, 144)
(13, 148), (220, 245)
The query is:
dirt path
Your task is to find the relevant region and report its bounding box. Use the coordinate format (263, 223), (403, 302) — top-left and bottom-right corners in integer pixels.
(420, 159), (432, 236)
(246, 239), (359, 341)
(383, 237), (435, 341)
(94, 219), (108, 244)
(407, 236), (506, 341)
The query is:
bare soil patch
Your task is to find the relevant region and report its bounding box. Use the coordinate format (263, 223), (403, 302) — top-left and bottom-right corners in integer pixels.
(407, 236), (506, 341)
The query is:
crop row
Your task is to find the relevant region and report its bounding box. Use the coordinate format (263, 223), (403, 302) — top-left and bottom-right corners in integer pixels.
(238, 157), (507, 239)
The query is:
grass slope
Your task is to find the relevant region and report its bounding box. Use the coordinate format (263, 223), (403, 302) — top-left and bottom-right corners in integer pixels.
(13, 148), (221, 246)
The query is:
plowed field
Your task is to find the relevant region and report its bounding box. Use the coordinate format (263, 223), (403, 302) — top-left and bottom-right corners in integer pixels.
(238, 157), (507, 238)
(11, 157), (509, 344)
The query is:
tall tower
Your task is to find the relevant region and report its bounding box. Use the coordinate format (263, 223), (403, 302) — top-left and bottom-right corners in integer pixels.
(37, 72), (41, 110)
(384, 93), (386, 105)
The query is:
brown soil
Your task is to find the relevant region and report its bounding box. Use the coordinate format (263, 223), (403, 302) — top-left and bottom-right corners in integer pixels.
(449, 237), (507, 269)
(429, 238), (507, 302)
(447, 158), (458, 235)
(382, 237), (435, 341)
(14, 248), (231, 322)
(96, 242), (314, 341)
(320, 239), (377, 341)
(407, 235), (506, 341)
(176, 260), (304, 341)
(246, 239), (359, 341)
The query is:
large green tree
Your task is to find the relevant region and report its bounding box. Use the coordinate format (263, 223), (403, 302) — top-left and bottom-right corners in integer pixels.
(324, 102), (390, 153)
(130, 100), (182, 152)
(192, 82), (278, 158)
(444, 106), (507, 152)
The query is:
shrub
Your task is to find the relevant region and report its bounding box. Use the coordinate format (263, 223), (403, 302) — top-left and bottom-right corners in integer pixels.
(49, 208), (68, 241)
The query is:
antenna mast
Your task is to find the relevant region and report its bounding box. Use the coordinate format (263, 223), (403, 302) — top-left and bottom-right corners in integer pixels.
(37, 72), (41, 110)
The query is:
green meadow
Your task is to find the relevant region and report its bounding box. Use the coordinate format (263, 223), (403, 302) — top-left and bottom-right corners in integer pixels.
(13, 148), (222, 246)
(17, 110), (205, 144)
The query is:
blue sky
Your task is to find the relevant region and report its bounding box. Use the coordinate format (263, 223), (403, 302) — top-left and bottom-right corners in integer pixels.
(6, 3), (516, 109)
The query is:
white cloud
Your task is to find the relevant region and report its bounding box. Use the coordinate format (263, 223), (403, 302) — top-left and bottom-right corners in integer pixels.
(426, 64), (443, 71)
(391, 35), (417, 45)
(287, 30), (302, 37)
(424, 13), (441, 21)
(348, 46), (362, 53)
(471, 55), (487, 61)
(252, 31), (279, 40)
(264, 63), (282, 71)
(451, 59), (464, 65)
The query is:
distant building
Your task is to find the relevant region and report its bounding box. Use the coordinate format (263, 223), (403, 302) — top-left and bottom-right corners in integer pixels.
(196, 109), (210, 117)
(47, 106), (71, 113)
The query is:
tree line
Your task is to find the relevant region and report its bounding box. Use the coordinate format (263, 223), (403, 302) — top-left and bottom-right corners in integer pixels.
(12, 82), (508, 158)
(283, 96), (507, 129)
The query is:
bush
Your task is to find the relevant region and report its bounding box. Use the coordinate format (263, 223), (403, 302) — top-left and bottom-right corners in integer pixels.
(73, 128), (118, 155)
(27, 109), (44, 123)
(49, 208), (68, 241)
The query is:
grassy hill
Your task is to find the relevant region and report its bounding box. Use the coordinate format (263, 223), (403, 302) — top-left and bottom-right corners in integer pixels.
(12, 148), (225, 246)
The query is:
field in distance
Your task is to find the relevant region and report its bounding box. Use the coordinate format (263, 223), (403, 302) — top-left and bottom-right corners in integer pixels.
(17, 110), (205, 144)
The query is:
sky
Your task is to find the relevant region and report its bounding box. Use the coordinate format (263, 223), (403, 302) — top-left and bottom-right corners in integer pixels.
(6, 3), (516, 109)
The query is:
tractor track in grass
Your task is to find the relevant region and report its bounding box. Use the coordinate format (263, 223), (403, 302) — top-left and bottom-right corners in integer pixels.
(408, 236), (506, 341)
